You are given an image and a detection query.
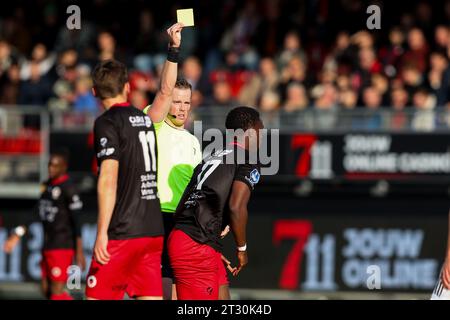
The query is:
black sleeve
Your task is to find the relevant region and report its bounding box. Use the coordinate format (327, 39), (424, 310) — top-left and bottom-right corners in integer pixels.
(94, 115), (121, 164)
(64, 184), (83, 238)
(233, 163), (261, 191)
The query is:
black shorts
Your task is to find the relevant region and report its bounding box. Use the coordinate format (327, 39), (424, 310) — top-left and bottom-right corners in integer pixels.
(162, 212), (175, 279)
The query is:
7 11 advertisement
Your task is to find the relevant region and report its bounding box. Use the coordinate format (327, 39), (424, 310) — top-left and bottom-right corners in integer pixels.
(221, 212), (447, 293)
(290, 133), (450, 181)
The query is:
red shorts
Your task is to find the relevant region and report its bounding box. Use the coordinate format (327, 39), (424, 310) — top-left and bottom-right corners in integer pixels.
(41, 249), (75, 282)
(168, 229), (223, 300)
(85, 236), (163, 300)
(217, 253), (229, 286)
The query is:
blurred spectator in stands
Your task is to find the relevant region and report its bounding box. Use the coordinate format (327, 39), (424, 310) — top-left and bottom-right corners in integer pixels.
(182, 56), (210, 100)
(351, 31), (375, 50)
(401, 28), (429, 74)
(401, 64), (424, 97)
(336, 74), (353, 92)
(415, 2), (434, 37)
(278, 55), (309, 101)
(390, 87), (409, 130)
(323, 32), (354, 76)
(73, 76), (98, 114)
(276, 31), (307, 70)
(204, 80), (237, 107)
(434, 25), (449, 52)
(412, 88), (436, 131)
(259, 91), (280, 128)
(239, 57), (279, 107)
(220, 0), (260, 71)
(357, 86), (383, 130)
(20, 43), (56, 81)
(98, 31), (117, 62)
(55, 49), (78, 79)
(362, 86), (382, 109)
(284, 82), (309, 112)
(379, 27), (405, 79)
(0, 63), (20, 104)
(253, 0), (285, 57)
(0, 41), (15, 77)
(54, 18), (96, 55)
(339, 88), (358, 110)
(337, 88), (358, 129)
(133, 10), (166, 73)
(372, 73), (390, 106)
(1, 8), (31, 54)
(48, 63), (78, 112)
(312, 84), (338, 130)
(210, 51), (253, 99)
(130, 89), (149, 111)
(355, 47), (382, 91)
(427, 51), (450, 106)
(391, 87), (409, 109)
(18, 62), (52, 106)
(260, 91), (280, 112)
(313, 84), (338, 109)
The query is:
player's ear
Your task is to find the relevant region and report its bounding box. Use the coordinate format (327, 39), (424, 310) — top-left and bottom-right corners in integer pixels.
(92, 87), (97, 97)
(124, 82), (131, 96)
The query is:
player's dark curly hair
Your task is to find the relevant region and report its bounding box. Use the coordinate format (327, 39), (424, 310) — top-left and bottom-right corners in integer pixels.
(225, 106), (261, 131)
(51, 148), (70, 165)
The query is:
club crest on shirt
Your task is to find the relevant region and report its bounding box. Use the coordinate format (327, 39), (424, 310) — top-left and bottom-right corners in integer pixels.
(245, 169), (260, 187)
(52, 186), (61, 199)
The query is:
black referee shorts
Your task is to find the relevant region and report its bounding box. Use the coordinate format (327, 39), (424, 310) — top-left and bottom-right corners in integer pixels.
(162, 212), (175, 279)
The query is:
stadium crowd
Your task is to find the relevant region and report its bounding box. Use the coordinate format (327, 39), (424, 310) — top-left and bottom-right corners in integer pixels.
(0, 0), (448, 130)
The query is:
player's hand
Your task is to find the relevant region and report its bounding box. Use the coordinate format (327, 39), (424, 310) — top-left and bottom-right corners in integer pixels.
(76, 250), (86, 271)
(221, 254), (237, 274)
(220, 225), (230, 239)
(93, 233), (110, 265)
(167, 22), (184, 48)
(233, 251), (248, 277)
(3, 234), (20, 253)
(442, 257), (450, 289)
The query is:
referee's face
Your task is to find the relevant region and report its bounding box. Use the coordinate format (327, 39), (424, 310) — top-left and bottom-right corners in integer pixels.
(48, 155), (67, 180)
(168, 88), (192, 127)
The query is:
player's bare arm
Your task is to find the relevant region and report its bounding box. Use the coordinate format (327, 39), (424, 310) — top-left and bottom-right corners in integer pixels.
(147, 23), (184, 123)
(442, 210), (450, 289)
(228, 180), (251, 276)
(93, 159), (119, 265)
(3, 225), (26, 253)
(76, 237), (86, 270)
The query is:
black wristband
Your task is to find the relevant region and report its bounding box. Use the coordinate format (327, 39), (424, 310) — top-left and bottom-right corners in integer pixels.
(167, 46), (180, 63)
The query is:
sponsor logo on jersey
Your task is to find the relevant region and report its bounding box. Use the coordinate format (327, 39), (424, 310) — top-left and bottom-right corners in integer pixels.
(97, 148), (115, 158)
(129, 115), (152, 128)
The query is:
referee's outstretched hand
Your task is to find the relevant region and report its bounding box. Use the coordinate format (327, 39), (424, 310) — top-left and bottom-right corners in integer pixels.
(167, 23), (184, 48)
(93, 233), (110, 265)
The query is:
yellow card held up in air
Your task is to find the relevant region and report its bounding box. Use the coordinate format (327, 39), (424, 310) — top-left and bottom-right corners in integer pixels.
(177, 9), (194, 27)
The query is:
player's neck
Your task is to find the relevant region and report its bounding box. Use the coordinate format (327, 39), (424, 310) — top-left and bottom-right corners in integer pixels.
(165, 118), (185, 130)
(102, 96), (129, 110)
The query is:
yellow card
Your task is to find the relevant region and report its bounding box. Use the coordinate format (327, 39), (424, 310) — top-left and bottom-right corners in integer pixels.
(177, 9), (194, 27)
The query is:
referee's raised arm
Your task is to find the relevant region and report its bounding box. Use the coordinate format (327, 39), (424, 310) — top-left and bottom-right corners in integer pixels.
(147, 22), (184, 123)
